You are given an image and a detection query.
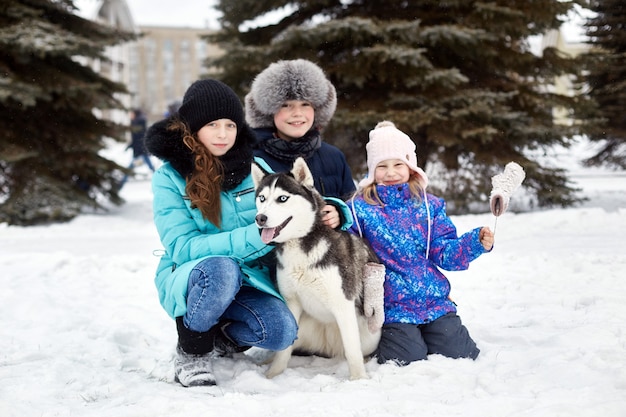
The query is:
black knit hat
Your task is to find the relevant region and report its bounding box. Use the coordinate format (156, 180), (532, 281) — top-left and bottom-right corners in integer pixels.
(178, 79), (244, 133)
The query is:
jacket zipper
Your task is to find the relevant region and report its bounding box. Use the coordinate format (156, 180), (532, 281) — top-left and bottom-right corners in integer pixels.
(235, 187), (255, 202)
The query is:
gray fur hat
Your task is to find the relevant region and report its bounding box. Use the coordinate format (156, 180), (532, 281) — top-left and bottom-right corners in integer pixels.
(245, 59), (337, 129)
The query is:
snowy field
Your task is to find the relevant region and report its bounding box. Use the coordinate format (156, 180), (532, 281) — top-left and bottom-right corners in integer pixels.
(1, 141), (625, 417)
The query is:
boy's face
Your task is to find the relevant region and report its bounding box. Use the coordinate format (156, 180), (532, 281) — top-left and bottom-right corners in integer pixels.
(273, 100), (314, 141)
(197, 119), (237, 156)
(374, 159), (411, 186)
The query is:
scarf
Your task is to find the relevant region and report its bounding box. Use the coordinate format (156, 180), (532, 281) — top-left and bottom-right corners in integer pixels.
(219, 140), (253, 191)
(259, 129), (322, 163)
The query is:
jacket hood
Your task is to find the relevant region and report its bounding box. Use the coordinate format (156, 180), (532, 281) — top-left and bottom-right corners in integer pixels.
(144, 116), (195, 178)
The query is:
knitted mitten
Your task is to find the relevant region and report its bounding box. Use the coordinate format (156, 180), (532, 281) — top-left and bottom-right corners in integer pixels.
(363, 262), (386, 333)
(490, 162), (525, 216)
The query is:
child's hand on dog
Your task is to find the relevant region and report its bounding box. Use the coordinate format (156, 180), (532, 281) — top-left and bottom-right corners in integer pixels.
(321, 204), (340, 229)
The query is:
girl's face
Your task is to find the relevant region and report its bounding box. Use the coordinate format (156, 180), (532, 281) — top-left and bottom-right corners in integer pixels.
(374, 159), (411, 186)
(273, 100), (314, 141)
(197, 119), (237, 156)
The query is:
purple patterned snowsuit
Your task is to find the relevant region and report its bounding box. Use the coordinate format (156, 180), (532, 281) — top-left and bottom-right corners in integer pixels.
(350, 183), (489, 325)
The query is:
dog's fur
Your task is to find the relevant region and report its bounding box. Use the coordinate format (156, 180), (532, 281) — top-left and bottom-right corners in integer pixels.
(251, 157), (381, 380)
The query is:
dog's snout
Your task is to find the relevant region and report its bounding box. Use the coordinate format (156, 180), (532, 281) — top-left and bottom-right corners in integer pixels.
(255, 213), (267, 226)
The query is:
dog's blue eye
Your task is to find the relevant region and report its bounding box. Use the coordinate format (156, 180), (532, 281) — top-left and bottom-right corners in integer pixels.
(258, 195), (265, 202)
(278, 195), (289, 203)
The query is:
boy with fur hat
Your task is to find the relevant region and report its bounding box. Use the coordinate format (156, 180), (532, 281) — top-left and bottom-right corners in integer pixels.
(349, 121), (494, 365)
(245, 59), (355, 229)
(144, 79), (298, 387)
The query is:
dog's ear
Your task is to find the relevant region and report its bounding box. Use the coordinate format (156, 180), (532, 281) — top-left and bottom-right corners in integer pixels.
(291, 157), (315, 189)
(251, 162), (268, 189)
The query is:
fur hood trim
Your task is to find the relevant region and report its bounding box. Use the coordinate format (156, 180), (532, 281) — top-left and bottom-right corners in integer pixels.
(144, 116), (258, 179)
(144, 116), (194, 178)
(245, 59), (337, 129)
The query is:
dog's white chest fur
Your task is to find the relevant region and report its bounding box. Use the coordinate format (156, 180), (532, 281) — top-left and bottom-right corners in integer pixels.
(277, 239), (346, 323)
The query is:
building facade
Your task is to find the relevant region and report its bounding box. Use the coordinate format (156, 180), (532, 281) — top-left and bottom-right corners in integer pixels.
(80, 0), (219, 125)
(128, 26), (220, 123)
(82, 0), (135, 126)
(541, 29), (590, 126)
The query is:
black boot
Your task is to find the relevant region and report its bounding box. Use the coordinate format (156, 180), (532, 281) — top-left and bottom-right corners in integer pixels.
(212, 321), (251, 357)
(176, 316), (217, 355)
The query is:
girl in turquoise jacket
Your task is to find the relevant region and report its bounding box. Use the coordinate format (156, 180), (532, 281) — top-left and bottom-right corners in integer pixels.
(144, 79), (298, 387)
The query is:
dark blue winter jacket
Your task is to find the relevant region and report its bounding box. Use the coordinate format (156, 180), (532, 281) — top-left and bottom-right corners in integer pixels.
(252, 127), (356, 200)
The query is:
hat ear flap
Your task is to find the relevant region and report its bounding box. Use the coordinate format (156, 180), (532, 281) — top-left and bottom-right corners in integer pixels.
(313, 80), (337, 129)
(245, 93), (274, 129)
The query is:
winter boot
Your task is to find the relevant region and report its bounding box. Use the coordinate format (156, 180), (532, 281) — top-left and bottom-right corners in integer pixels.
(174, 317), (217, 387)
(212, 321), (251, 358)
(174, 344), (216, 387)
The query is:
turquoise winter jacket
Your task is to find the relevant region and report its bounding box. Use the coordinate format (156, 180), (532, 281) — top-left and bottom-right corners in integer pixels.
(152, 158), (279, 319)
(151, 158), (353, 319)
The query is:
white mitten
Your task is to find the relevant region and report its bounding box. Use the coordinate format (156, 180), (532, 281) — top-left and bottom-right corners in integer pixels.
(490, 162), (525, 216)
(363, 262), (385, 333)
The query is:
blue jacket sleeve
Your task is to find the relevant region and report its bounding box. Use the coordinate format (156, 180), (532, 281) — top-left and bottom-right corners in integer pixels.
(322, 196), (354, 231)
(427, 199), (487, 271)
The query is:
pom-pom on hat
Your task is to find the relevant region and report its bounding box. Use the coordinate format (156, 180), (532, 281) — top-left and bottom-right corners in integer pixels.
(178, 79), (244, 134)
(358, 121), (428, 189)
(245, 59), (337, 129)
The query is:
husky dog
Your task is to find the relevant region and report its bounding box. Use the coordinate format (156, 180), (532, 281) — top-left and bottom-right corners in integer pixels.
(251, 157), (382, 380)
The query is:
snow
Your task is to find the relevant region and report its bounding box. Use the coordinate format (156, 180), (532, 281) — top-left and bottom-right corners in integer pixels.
(2, 142), (626, 417)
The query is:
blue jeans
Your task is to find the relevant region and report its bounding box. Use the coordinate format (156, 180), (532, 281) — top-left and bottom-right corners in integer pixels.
(183, 257), (297, 351)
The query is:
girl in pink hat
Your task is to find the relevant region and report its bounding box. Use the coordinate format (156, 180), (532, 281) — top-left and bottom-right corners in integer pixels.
(350, 121), (494, 365)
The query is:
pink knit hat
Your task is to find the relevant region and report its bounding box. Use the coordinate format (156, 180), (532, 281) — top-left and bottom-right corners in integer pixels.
(358, 121), (428, 189)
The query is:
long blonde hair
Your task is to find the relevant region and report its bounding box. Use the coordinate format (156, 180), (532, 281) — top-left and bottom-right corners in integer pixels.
(171, 118), (224, 227)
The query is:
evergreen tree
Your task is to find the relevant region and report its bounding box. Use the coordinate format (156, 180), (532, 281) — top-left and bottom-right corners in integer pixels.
(0, 0), (135, 225)
(208, 0), (593, 213)
(581, 0), (626, 169)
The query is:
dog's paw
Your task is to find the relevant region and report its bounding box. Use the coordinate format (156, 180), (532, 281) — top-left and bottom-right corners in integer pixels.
(367, 315), (384, 333)
(265, 348), (293, 379)
(265, 367), (283, 379)
(349, 371), (369, 381)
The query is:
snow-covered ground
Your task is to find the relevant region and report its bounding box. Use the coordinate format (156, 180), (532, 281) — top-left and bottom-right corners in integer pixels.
(1, 141), (625, 417)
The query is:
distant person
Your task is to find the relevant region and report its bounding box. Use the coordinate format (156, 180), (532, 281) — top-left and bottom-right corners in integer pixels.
(349, 121), (494, 365)
(119, 108), (155, 188)
(164, 100), (182, 118)
(245, 59), (355, 229)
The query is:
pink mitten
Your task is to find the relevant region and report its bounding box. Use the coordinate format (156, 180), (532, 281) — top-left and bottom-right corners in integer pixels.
(363, 262), (385, 333)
